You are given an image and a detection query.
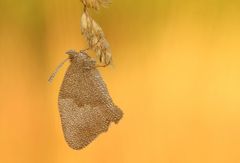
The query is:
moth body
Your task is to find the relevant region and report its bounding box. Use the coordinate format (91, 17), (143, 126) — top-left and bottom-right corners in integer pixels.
(58, 50), (123, 150)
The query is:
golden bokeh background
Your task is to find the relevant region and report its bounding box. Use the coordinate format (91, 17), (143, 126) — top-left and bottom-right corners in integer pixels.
(1, 0), (240, 162)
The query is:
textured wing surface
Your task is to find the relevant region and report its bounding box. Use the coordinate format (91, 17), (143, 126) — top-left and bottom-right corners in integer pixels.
(58, 62), (123, 150)
(58, 98), (110, 150)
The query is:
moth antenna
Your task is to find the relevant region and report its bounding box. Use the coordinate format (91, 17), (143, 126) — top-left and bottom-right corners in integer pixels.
(48, 58), (70, 83)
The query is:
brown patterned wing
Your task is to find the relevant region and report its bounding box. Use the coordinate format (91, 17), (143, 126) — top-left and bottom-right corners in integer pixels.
(58, 59), (123, 150)
(58, 99), (110, 149)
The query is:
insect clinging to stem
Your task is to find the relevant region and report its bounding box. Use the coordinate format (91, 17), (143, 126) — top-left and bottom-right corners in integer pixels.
(49, 0), (123, 150)
(49, 50), (123, 150)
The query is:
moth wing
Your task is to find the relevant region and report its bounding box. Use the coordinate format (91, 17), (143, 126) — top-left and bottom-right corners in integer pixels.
(58, 98), (110, 150)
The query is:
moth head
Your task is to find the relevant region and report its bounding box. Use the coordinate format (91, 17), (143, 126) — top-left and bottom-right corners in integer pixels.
(65, 50), (95, 68)
(65, 50), (78, 59)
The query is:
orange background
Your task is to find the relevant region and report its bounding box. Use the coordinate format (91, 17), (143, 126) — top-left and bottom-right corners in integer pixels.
(0, 0), (240, 163)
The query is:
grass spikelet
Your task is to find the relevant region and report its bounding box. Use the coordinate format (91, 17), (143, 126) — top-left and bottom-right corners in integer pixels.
(81, 0), (111, 10)
(80, 0), (112, 66)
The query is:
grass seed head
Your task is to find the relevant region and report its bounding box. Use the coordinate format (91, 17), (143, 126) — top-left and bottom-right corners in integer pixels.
(81, 0), (111, 10)
(80, 11), (112, 65)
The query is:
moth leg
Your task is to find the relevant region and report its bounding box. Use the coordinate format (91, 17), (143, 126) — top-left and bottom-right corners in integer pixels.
(96, 62), (110, 68)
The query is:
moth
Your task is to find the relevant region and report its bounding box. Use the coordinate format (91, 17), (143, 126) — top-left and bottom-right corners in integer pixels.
(49, 50), (123, 150)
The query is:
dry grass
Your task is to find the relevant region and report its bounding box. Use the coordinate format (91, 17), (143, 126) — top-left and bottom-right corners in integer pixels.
(80, 0), (112, 66)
